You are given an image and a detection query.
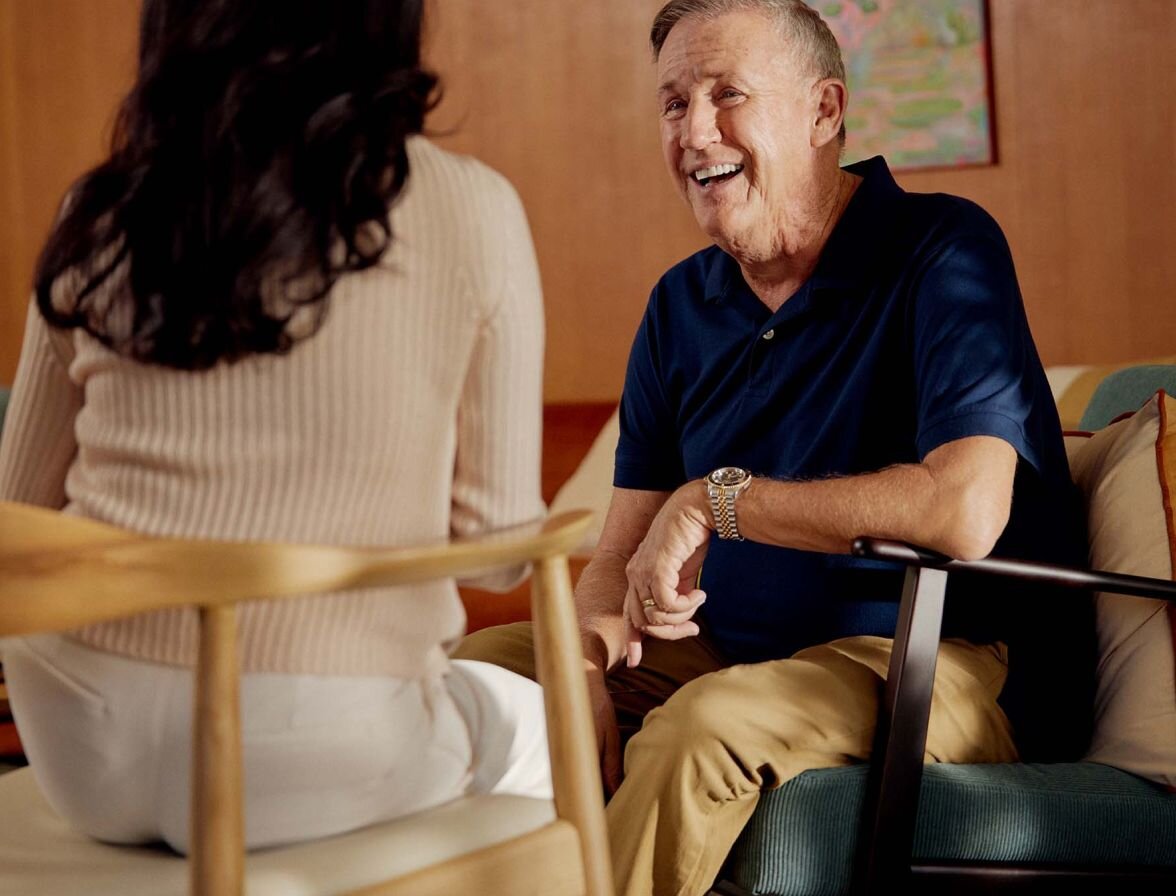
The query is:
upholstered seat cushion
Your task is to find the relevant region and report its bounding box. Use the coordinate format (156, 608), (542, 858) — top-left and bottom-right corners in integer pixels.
(0, 767), (556, 895)
(727, 762), (1176, 896)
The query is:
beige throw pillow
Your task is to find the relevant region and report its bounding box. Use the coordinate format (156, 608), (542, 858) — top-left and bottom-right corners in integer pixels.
(1066, 391), (1176, 786)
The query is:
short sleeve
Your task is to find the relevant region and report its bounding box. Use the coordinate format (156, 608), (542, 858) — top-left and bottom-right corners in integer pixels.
(910, 220), (1045, 473)
(613, 296), (686, 492)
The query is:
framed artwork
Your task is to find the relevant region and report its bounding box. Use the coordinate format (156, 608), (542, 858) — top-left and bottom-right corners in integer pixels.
(819, 0), (995, 171)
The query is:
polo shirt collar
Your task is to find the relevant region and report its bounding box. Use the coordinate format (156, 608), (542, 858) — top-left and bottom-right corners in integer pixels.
(704, 247), (736, 304)
(702, 155), (903, 303)
(811, 155), (902, 291)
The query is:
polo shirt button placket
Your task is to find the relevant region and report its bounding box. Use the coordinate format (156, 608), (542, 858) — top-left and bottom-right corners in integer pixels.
(747, 327), (777, 396)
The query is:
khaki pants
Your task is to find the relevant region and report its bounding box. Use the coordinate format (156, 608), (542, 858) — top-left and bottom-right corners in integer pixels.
(454, 623), (1017, 896)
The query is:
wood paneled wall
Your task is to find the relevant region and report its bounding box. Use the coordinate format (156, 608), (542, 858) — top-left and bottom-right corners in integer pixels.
(899, 0), (1176, 383)
(0, 0), (141, 384)
(2, 1), (1174, 402)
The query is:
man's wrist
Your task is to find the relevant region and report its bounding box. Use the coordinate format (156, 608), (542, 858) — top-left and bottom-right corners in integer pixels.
(667, 478), (716, 529)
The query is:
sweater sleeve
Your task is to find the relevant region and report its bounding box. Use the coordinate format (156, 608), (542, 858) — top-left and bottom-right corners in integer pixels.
(0, 301), (82, 508)
(449, 172), (546, 589)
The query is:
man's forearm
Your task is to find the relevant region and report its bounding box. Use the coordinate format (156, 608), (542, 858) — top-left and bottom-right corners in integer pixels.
(729, 436), (1017, 561)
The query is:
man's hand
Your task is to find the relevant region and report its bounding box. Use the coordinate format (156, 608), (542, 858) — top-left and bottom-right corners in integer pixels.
(623, 480), (713, 667)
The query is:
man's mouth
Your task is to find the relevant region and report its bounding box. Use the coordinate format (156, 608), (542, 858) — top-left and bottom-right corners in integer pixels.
(692, 163), (744, 188)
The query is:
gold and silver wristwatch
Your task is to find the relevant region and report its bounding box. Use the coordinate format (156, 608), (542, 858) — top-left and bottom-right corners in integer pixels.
(705, 467), (752, 540)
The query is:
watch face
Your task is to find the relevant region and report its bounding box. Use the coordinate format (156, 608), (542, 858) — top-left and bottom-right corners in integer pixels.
(709, 466), (749, 487)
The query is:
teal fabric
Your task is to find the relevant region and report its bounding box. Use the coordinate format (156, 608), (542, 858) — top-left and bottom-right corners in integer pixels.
(0, 385), (8, 437)
(1078, 365), (1176, 430)
(727, 762), (1176, 896)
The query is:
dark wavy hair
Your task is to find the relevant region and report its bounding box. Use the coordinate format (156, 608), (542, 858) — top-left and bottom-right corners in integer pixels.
(34, 0), (439, 369)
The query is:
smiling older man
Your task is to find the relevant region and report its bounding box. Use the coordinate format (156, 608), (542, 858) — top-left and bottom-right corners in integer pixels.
(457, 2), (1093, 894)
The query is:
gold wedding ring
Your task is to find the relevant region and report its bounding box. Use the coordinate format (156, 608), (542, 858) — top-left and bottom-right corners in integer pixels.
(641, 598), (657, 609)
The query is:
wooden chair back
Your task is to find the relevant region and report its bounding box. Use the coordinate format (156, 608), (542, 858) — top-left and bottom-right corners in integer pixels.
(0, 501), (612, 896)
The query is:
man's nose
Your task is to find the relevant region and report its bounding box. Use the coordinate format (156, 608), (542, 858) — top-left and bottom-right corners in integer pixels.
(680, 102), (720, 150)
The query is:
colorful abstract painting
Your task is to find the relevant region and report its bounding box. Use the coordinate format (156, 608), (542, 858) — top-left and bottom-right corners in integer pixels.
(819, 0), (993, 170)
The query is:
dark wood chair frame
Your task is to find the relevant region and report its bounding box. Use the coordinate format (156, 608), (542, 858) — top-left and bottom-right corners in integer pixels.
(850, 537), (1176, 896)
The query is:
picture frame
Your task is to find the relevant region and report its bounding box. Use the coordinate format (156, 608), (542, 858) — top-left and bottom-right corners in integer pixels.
(820, 0), (996, 171)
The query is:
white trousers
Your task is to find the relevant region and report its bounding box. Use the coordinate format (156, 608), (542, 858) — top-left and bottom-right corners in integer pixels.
(2, 634), (551, 853)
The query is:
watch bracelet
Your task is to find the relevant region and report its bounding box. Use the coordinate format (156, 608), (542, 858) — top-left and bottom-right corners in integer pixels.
(709, 490), (743, 540)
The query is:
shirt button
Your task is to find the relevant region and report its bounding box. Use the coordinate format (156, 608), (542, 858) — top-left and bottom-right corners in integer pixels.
(762, 329), (775, 341)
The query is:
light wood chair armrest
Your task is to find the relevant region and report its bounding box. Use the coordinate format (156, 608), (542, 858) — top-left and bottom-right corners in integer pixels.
(0, 501), (608, 896)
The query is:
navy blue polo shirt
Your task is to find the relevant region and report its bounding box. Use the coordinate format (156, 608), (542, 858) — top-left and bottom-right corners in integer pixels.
(615, 157), (1093, 759)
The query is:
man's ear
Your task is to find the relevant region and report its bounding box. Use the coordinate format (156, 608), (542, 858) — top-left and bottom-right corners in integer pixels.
(811, 79), (848, 148)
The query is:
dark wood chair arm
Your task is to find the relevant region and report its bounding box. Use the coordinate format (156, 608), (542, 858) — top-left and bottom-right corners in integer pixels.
(848, 537), (1176, 895)
(852, 537), (1176, 602)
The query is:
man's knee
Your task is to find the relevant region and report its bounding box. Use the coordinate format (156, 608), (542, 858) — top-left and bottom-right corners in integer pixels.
(623, 658), (878, 785)
(451, 621), (538, 681)
(620, 668), (779, 800)
(627, 669), (742, 761)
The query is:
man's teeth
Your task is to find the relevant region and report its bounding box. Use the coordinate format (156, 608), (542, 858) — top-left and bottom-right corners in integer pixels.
(693, 163), (743, 185)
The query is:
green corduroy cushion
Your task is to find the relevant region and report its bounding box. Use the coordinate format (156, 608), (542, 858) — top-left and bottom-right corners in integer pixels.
(1078, 365), (1176, 430)
(726, 762), (1176, 896)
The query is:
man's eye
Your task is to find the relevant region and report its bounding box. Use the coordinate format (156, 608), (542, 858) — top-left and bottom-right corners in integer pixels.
(663, 99), (687, 117)
(718, 89), (742, 101)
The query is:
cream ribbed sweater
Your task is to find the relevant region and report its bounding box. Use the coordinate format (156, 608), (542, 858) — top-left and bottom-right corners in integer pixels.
(0, 137), (546, 677)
